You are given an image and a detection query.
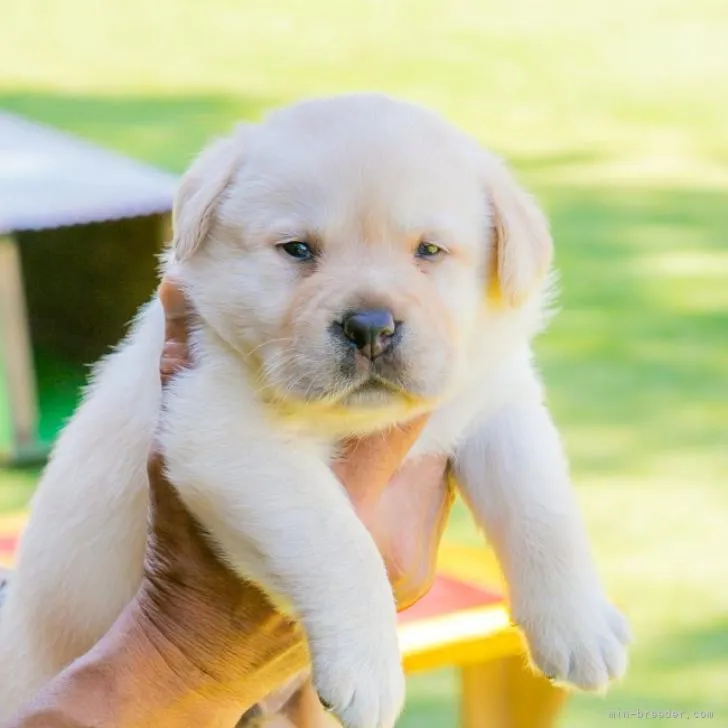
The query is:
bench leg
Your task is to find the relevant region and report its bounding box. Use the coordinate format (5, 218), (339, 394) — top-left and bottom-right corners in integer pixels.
(159, 211), (173, 245)
(460, 656), (568, 728)
(0, 235), (39, 462)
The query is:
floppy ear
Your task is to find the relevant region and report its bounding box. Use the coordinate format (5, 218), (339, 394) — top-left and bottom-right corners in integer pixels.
(486, 155), (553, 307)
(172, 127), (247, 261)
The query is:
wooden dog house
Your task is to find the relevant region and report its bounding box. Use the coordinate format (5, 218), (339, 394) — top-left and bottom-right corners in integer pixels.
(0, 113), (178, 464)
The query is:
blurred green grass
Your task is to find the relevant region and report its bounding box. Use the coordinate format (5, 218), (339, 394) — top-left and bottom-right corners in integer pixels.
(1, 0), (727, 724)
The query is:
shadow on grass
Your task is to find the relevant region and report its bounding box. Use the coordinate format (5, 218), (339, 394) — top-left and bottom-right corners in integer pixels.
(0, 89), (278, 172)
(534, 185), (728, 482)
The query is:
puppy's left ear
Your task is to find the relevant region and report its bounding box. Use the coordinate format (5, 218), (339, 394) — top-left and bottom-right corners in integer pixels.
(173, 126), (248, 262)
(485, 154), (553, 307)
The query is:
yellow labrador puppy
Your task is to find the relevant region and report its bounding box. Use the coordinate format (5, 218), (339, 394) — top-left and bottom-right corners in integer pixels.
(0, 94), (629, 726)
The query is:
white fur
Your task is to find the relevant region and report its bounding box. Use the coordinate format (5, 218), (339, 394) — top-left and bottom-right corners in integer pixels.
(0, 94), (628, 726)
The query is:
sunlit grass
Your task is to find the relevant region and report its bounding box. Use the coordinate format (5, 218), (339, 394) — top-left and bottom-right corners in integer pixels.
(1, 0), (726, 724)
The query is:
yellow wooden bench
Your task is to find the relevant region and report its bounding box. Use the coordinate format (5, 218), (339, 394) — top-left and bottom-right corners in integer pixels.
(0, 517), (567, 726)
(398, 543), (568, 727)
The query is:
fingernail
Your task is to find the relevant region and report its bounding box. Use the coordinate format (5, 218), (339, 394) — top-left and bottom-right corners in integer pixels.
(159, 278), (188, 318)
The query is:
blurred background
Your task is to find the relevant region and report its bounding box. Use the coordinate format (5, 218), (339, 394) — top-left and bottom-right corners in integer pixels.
(1, 0), (726, 725)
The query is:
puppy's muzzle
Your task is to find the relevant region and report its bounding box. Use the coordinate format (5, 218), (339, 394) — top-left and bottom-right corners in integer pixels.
(334, 308), (400, 360)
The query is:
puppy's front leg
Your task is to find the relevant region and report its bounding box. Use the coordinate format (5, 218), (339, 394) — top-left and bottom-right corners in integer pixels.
(453, 392), (630, 690)
(161, 376), (404, 728)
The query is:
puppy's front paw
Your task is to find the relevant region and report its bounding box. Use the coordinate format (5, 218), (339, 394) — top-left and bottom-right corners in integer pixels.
(311, 631), (405, 728)
(515, 589), (631, 691)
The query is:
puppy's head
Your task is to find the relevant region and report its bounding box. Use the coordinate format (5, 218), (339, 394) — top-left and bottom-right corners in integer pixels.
(170, 95), (552, 428)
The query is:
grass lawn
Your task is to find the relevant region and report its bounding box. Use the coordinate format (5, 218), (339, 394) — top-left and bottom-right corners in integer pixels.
(2, 0), (727, 724)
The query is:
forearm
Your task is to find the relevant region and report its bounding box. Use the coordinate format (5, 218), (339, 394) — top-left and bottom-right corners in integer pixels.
(455, 399), (595, 595)
(9, 604), (250, 728)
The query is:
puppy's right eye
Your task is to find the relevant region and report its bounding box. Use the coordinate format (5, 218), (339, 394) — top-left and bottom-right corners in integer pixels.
(279, 241), (314, 261)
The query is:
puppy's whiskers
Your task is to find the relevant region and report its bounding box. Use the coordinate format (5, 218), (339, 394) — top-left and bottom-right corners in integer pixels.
(246, 337), (293, 359)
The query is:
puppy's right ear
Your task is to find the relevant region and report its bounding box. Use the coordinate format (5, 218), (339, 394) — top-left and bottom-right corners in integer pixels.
(172, 127), (247, 261)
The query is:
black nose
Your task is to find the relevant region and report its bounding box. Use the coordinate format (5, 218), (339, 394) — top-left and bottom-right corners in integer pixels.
(341, 309), (397, 360)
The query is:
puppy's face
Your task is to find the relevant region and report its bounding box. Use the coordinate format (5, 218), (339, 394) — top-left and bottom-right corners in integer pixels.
(172, 95), (552, 425)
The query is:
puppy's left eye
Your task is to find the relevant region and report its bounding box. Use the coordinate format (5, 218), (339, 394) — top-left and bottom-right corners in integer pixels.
(416, 241), (444, 259)
(279, 241), (314, 261)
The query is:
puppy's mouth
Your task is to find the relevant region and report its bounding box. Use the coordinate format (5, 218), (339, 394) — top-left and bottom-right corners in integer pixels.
(337, 377), (407, 407)
(334, 356), (416, 406)
(350, 374), (399, 395)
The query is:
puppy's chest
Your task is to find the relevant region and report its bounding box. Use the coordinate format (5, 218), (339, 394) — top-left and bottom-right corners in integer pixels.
(314, 398), (489, 471)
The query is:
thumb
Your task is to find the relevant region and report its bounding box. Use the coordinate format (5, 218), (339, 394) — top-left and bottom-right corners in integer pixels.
(158, 277), (193, 386)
